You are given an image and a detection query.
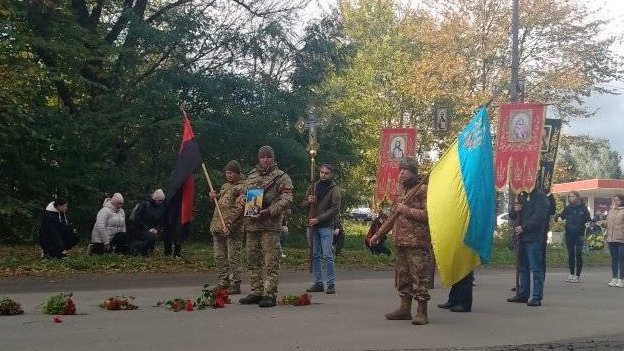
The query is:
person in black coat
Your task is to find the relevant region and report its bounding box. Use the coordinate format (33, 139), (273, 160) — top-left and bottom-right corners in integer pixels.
(131, 189), (166, 256)
(39, 198), (79, 259)
(556, 190), (592, 282)
(507, 187), (550, 307)
(332, 216), (345, 256)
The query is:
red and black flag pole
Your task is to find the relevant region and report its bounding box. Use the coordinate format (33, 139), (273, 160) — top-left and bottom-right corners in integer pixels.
(165, 107), (203, 245)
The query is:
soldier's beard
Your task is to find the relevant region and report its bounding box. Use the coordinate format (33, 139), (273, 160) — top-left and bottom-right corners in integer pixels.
(400, 175), (419, 189)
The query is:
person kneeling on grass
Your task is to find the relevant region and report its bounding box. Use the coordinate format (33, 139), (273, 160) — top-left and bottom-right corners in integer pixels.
(130, 189), (166, 256)
(90, 193), (131, 255)
(39, 198), (79, 259)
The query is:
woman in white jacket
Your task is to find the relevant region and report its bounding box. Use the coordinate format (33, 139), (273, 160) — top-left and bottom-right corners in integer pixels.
(90, 193), (130, 254)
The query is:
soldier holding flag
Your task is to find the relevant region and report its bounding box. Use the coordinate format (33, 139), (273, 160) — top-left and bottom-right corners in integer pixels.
(209, 160), (245, 295)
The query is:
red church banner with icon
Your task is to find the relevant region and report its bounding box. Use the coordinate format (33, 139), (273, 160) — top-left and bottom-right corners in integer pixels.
(494, 103), (546, 193)
(375, 128), (417, 202)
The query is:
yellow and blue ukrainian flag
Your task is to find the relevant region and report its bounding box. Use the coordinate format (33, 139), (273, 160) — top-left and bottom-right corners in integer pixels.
(427, 107), (495, 287)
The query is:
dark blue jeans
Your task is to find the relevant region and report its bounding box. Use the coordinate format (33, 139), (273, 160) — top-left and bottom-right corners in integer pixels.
(608, 242), (624, 279)
(518, 240), (545, 301)
(309, 227), (336, 286)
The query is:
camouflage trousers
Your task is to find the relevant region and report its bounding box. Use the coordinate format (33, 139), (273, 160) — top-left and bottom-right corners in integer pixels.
(247, 231), (280, 298)
(212, 231), (243, 288)
(395, 246), (431, 302)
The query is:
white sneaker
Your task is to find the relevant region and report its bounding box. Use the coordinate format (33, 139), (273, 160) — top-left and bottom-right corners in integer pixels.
(566, 275), (575, 282)
(569, 276), (579, 283)
(608, 279), (618, 287)
(616, 279), (624, 288)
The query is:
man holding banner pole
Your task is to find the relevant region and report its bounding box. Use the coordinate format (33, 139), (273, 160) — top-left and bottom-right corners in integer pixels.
(370, 157), (431, 325)
(507, 185), (549, 307)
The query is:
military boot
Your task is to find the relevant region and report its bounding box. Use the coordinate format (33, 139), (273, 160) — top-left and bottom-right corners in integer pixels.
(211, 284), (229, 293)
(227, 284), (241, 295)
(384, 295), (412, 320)
(412, 300), (428, 325)
(239, 294), (262, 305)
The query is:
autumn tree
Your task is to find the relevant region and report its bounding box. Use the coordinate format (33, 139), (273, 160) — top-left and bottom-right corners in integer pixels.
(554, 136), (622, 183)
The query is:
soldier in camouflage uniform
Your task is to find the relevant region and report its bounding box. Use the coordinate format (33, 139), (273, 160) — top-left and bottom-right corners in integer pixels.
(209, 160), (245, 295)
(238, 146), (293, 308)
(370, 157), (431, 325)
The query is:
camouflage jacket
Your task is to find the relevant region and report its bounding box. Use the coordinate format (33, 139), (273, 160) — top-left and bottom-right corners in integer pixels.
(243, 164), (293, 232)
(389, 183), (431, 248)
(209, 179), (244, 235)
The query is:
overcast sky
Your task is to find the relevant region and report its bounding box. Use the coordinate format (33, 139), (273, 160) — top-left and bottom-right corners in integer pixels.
(303, 0), (624, 165)
(566, 1), (624, 167)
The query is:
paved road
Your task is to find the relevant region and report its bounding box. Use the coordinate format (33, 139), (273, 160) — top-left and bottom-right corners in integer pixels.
(1, 267), (623, 351)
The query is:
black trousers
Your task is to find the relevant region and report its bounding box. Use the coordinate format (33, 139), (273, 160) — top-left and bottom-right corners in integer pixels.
(90, 232), (132, 255)
(163, 233), (181, 257)
(447, 271), (474, 310)
(333, 232), (345, 255)
(565, 234), (583, 276)
(40, 232), (79, 258)
(134, 230), (158, 256)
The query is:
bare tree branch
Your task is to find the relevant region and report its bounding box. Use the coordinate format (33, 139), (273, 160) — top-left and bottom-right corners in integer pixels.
(89, 0), (105, 27)
(145, 0), (197, 24)
(105, 0), (135, 44)
(229, 0), (308, 17)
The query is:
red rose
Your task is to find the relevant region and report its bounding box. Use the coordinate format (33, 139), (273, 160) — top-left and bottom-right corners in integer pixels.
(185, 300), (194, 311)
(213, 297), (227, 308)
(64, 297), (76, 315)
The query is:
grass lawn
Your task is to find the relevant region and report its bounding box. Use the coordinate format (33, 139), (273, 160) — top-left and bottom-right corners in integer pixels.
(0, 221), (611, 277)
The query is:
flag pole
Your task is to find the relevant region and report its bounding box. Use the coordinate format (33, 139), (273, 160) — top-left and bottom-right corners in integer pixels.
(201, 163), (227, 232)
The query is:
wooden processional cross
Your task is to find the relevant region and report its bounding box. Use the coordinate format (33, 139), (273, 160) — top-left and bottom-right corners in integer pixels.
(296, 109), (327, 273)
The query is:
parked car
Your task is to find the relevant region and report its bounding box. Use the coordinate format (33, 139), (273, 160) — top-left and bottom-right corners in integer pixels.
(496, 213), (510, 227)
(349, 207), (373, 222)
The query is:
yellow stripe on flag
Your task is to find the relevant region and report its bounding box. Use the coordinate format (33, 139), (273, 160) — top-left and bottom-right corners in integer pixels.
(428, 141), (482, 287)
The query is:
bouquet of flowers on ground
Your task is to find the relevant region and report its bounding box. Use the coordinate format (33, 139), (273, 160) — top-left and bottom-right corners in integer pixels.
(42, 293), (76, 315)
(99, 296), (138, 311)
(155, 298), (193, 312)
(278, 293), (311, 306)
(0, 297), (24, 316)
(195, 285), (231, 309)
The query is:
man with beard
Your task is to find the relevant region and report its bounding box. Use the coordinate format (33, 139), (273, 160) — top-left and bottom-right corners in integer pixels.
(370, 157), (431, 325)
(238, 146), (293, 308)
(301, 164), (341, 294)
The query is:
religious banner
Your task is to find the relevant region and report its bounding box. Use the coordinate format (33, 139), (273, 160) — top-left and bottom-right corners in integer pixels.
(536, 118), (562, 192)
(435, 107), (450, 132)
(375, 128), (417, 202)
(494, 103), (545, 193)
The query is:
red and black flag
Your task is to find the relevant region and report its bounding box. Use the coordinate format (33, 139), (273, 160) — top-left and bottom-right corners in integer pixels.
(166, 111), (203, 241)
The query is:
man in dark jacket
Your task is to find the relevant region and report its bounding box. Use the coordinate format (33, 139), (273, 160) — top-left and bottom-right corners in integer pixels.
(507, 187), (550, 307)
(39, 198), (79, 259)
(132, 189), (166, 256)
(556, 191), (591, 282)
(302, 164), (341, 294)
